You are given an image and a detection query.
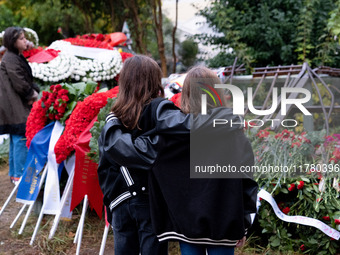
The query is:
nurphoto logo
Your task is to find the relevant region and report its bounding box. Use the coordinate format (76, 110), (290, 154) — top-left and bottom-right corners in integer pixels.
(200, 84), (312, 128)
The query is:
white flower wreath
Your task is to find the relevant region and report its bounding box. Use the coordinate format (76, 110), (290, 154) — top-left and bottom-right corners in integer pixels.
(29, 40), (123, 83)
(23, 27), (39, 47)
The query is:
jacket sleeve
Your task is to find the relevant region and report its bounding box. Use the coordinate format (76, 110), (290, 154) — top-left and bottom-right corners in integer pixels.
(99, 101), (190, 170)
(154, 100), (190, 135)
(99, 114), (161, 170)
(4, 56), (35, 101)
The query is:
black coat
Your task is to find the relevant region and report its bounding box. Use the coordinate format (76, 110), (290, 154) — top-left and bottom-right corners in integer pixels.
(0, 51), (39, 135)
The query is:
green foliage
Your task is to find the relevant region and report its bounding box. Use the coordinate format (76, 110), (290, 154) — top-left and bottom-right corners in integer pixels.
(178, 39), (198, 68)
(0, 0), (107, 46)
(0, 4), (16, 32)
(88, 97), (116, 163)
(198, 0), (340, 67)
(247, 128), (340, 254)
(207, 52), (241, 69)
(60, 81), (98, 123)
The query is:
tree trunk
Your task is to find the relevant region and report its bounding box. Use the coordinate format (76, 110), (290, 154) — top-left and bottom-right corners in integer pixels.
(172, 0), (178, 74)
(108, 0), (117, 31)
(73, 1), (93, 32)
(123, 0), (147, 54)
(151, 0), (167, 77)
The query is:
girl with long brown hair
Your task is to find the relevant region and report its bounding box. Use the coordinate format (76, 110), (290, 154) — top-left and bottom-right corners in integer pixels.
(100, 65), (258, 255)
(98, 55), (189, 255)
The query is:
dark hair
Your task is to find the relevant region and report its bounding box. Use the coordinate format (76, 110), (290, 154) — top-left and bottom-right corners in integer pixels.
(111, 55), (164, 130)
(3, 27), (24, 54)
(181, 66), (226, 114)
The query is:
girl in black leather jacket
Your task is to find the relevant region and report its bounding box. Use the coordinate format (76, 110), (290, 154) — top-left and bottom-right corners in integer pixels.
(99, 65), (258, 255)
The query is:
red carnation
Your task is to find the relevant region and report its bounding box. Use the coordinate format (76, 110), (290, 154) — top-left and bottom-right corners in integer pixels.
(334, 148), (340, 159)
(297, 181), (304, 190)
(42, 91), (49, 98)
(278, 202), (284, 210)
(48, 113), (55, 120)
(58, 89), (68, 96)
(26, 99), (48, 147)
(288, 183), (296, 191)
(57, 106), (66, 114)
(54, 84), (62, 91)
(300, 244), (305, 251)
(335, 219), (340, 225)
(54, 86), (119, 163)
(61, 95), (69, 102)
(291, 142), (301, 148)
(322, 216), (330, 221)
(282, 207), (290, 214)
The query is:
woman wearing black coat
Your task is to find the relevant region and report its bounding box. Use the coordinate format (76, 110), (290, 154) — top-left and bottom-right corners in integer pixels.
(0, 27), (39, 184)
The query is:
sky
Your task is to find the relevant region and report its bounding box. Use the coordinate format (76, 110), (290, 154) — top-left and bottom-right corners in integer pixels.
(162, 0), (220, 59)
(162, 0), (212, 25)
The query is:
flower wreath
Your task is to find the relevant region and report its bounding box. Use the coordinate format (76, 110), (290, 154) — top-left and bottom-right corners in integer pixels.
(54, 86), (119, 163)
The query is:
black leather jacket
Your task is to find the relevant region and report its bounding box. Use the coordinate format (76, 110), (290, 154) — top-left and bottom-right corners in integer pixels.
(98, 100), (258, 245)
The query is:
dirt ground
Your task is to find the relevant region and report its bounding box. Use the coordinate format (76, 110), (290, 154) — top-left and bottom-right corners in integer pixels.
(0, 163), (115, 255)
(0, 164), (184, 255)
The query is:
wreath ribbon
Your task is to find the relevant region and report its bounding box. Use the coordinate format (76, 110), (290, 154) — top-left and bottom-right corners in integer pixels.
(258, 189), (340, 240)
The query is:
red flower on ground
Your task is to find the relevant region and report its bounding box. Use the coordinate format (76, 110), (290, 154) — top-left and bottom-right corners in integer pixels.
(278, 202), (284, 210)
(335, 219), (340, 225)
(297, 181), (304, 190)
(334, 148), (340, 160)
(256, 129), (270, 139)
(282, 207), (290, 214)
(288, 183), (296, 191)
(322, 216), (330, 221)
(291, 141), (301, 148)
(300, 244), (306, 251)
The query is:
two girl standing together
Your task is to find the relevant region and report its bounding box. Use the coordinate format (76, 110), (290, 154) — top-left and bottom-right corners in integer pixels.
(98, 55), (258, 255)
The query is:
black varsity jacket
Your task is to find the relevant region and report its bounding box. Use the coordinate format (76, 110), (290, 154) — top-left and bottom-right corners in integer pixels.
(99, 102), (258, 247)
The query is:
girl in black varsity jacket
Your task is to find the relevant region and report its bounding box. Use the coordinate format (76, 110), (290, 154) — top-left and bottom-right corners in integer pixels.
(98, 55), (189, 255)
(98, 66), (258, 255)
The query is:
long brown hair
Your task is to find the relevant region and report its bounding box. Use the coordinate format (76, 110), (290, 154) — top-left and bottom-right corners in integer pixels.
(111, 55), (164, 129)
(181, 66), (226, 114)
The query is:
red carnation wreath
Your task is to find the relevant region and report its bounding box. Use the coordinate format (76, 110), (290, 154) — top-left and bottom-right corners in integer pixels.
(54, 86), (119, 163)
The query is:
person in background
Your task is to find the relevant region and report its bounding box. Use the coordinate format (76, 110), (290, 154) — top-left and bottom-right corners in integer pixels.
(0, 27), (39, 185)
(102, 66), (258, 255)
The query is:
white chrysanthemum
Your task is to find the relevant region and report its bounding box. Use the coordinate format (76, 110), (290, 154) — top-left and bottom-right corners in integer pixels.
(23, 28), (39, 47)
(29, 41), (123, 83)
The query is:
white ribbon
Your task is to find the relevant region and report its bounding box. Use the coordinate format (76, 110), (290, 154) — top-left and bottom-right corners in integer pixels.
(60, 44), (116, 60)
(43, 121), (64, 215)
(60, 154), (76, 219)
(258, 189), (340, 240)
